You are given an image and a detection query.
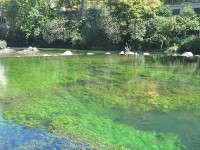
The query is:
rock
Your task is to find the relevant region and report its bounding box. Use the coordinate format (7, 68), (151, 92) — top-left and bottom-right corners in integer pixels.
(134, 52), (139, 55)
(105, 52), (111, 55)
(119, 51), (125, 54)
(172, 53), (178, 56)
(43, 54), (51, 56)
(126, 51), (134, 55)
(18, 46), (39, 54)
(61, 51), (73, 56)
(0, 48), (15, 55)
(86, 53), (94, 55)
(143, 53), (150, 56)
(195, 55), (199, 57)
(32, 47), (39, 52)
(181, 52), (193, 57)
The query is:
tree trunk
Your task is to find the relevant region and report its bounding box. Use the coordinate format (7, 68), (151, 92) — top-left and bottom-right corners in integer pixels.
(79, 0), (86, 21)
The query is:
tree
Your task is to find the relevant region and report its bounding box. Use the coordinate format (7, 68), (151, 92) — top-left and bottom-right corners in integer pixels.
(3, 0), (56, 45)
(177, 6), (200, 37)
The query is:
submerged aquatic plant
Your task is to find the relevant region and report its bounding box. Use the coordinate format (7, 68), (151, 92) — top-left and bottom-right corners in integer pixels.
(1, 55), (199, 149)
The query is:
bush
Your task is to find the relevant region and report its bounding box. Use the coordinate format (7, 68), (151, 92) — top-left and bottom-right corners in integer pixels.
(0, 40), (7, 49)
(165, 45), (178, 53)
(178, 36), (200, 54)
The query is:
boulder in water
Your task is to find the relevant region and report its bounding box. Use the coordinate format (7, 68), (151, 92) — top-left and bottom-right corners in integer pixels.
(86, 53), (94, 55)
(18, 46), (39, 54)
(126, 51), (134, 55)
(43, 54), (51, 56)
(0, 48), (15, 55)
(61, 51), (73, 56)
(143, 53), (150, 56)
(181, 52), (193, 57)
(119, 51), (124, 54)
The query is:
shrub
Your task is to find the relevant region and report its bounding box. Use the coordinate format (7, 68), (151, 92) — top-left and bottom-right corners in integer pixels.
(0, 40), (7, 49)
(165, 45), (178, 53)
(177, 36), (200, 54)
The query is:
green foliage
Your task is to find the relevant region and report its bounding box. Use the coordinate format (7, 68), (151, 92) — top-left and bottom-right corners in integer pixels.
(3, 0), (56, 44)
(43, 18), (69, 43)
(0, 40), (7, 49)
(99, 5), (122, 44)
(178, 35), (200, 54)
(145, 16), (177, 49)
(128, 19), (146, 42)
(2, 0), (200, 50)
(177, 6), (200, 36)
(165, 45), (178, 53)
(155, 5), (172, 17)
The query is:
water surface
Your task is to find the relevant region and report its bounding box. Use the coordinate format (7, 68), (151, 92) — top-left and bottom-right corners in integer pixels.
(0, 55), (200, 149)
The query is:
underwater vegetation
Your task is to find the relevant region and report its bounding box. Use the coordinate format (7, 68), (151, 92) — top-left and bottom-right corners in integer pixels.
(0, 55), (199, 149)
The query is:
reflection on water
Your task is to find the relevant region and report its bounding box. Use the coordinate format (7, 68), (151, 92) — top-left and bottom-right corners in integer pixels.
(196, 57), (200, 75)
(0, 64), (6, 88)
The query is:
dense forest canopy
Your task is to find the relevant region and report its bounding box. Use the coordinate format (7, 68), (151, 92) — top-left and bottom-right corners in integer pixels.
(0, 0), (200, 53)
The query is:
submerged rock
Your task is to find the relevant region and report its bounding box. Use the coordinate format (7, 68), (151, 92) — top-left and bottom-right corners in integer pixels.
(61, 51), (73, 56)
(181, 52), (193, 57)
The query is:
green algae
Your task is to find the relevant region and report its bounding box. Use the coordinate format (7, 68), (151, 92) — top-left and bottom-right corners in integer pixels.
(1, 55), (199, 149)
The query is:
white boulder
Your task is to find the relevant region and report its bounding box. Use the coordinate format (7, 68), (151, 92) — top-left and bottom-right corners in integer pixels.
(61, 51), (73, 56)
(18, 46), (39, 54)
(119, 51), (125, 54)
(43, 54), (51, 56)
(181, 52), (193, 57)
(143, 53), (150, 56)
(126, 51), (134, 55)
(0, 48), (15, 55)
(27, 46), (38, 52)
(105, 52), (111, 55)
(86, 52), (94, 55)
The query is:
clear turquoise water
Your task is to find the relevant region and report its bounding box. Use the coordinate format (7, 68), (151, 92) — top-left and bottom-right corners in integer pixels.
(0, 55), (200, 149)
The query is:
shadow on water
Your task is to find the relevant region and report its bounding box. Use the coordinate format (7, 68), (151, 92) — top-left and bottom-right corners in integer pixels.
(113, 108), (200, 150)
